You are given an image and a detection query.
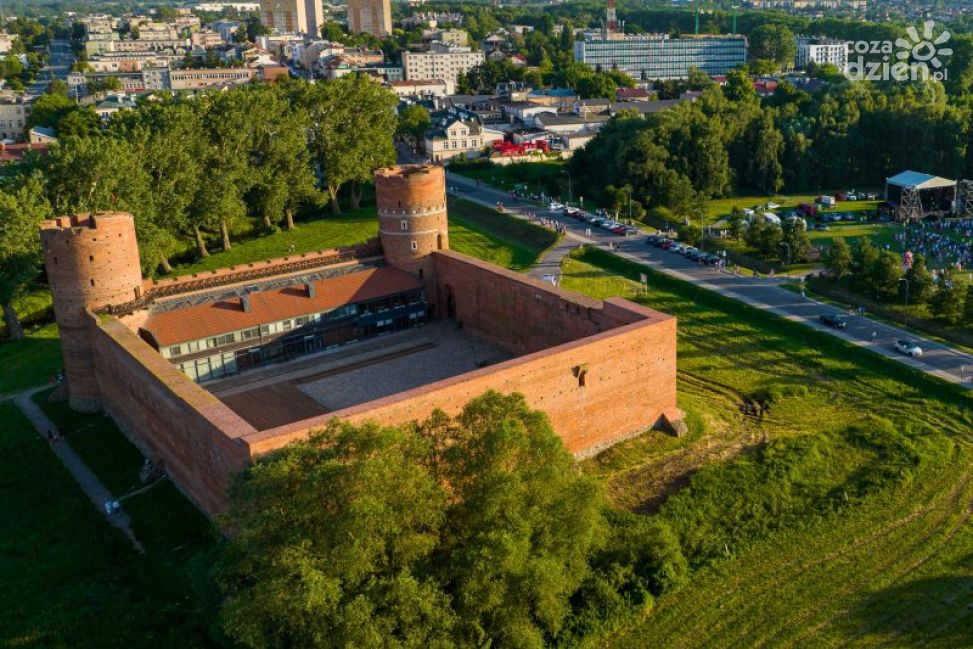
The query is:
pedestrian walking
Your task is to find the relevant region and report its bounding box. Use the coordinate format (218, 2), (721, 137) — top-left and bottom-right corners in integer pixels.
(801, 290), (806, 301)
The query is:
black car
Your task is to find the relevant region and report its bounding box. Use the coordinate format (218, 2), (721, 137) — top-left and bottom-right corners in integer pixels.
(819, 314), (848, 328)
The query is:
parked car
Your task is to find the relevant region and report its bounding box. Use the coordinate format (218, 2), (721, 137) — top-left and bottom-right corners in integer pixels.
(668, 243), (684, 253)
(646, 234), (662, 245)
(865, 192), (878, 200)
(702, 253), (721, 265)
(766, 201), (780, 210)
(549, 202), (564, 210)
(893, 340), (923, 357)
(819, 314), (848, 329)
(814, 224), (830, 231)
(661, 240), (676, 250)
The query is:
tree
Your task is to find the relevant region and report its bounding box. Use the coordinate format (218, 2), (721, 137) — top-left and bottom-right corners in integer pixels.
(55, 107), (101, 139)
(25, 91), (76, 130)
(825, 238), (852, 279)
(852, 238), (880, 294)
(871, 250), (903, 300)
(300, 75), (397, 213)
(0, 176), (51, 339)
(397, 103), (431, 146)
(963, 284), (973, 328)
(744, 111), (784, 194)
(931, 269), (965, 325)
(902, 254), (934, 305)
(780, 217), (810, 263)
(249, 86), (318, 231)
(575, 73), (617, 100)
(214, 392), (679, 648)
(748, 24), (796, 69)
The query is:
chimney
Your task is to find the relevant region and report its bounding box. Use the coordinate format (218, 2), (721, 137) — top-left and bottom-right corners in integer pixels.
(241, 293), (252, 312)
(307, 282), (316, 299)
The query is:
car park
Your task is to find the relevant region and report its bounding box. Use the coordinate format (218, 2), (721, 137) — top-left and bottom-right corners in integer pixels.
(819, 314), (848, 328)
(893, 340), (923, 357)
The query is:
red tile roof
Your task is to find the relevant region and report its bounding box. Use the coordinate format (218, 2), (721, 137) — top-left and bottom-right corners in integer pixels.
(0, 142), (49, 163)
(142, 266), (421, 347)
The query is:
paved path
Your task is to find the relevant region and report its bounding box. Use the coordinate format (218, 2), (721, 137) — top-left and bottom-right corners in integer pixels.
(13, 388), (144, 552)
(446, 171), (973, 389)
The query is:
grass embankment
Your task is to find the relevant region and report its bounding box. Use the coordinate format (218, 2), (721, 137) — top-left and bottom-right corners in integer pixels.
(0, 401), (218, 648)
(168, 208), (379, 277)
(448, 196), (559, 270)
(563, 247), (973, 646)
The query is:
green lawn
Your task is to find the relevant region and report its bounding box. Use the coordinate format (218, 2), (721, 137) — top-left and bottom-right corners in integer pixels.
(563, 247), (973, 646)
(0, 402), (219, 648)
(809, 221), (901, 249)
(707, 194), (881, 226)
(0, 323), (61, 394)
(448, 196), (559, 270)
(451, 159), (568, 200)
(36, 389), (147, 496)
(168, 208), (379, 277)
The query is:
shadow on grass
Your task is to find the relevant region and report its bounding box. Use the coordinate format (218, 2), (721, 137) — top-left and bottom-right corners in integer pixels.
(850, 575), (973, 645)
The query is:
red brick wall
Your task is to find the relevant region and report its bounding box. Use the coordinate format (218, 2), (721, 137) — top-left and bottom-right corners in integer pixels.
(432, 250), (648, 356)
(247, 311), (679, 458)
(89, 315), (255, 516)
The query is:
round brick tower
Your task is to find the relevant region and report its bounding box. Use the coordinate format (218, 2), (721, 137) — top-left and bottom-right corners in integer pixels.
(374, 164), (448, 308)
(40, 212), (144, 412)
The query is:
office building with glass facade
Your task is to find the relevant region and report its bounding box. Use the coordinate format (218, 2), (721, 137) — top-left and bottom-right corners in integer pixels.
(574, 33), (748, 80)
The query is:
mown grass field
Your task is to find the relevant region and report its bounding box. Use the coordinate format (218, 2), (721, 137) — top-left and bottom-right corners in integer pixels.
(706, 194), (881, 225)
(564, 247), (973, 646)
(0, 401), (218, 648)
(808, 221), (900, 250)
(448, 196), (559, 270)
(0, 323), (61, 394)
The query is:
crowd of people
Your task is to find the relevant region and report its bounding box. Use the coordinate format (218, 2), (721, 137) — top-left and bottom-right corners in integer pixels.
(896, 218), (973, 271)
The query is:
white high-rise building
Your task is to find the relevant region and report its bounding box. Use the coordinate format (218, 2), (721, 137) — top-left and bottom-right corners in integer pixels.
(402, 45), (485, 94)
(795, 36), (848, 71)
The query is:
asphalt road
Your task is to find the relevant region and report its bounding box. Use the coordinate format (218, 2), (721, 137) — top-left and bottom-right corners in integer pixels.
(26, 39), (73, 97)
(445, 170), (973, 390)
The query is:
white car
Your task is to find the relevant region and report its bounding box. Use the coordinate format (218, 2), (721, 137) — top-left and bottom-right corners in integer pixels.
(893, 340), (923, 357)
(743, 208), (755, 216)
(549, 202), (564, 211)
(766, 202), (780, 210)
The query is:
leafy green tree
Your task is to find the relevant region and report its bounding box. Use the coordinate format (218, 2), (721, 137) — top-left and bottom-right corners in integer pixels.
(871, 250), (903, 300)
(852, 238), (880, 294)
(575, 73), (617, 100)
(963, 284), (973, 328)
(780, 217), (810, 263)
(728, 207), (747, 240)
(56, 107), (101, 139)
(248, 86), (318, 231)
(44, 136), (167, 274)
(215, 392), (674, 648)
(300, 75), (397, 213)
(25, 92), (76, 130)
(744, 111), (784, 194)
(931, 269), (965, 325)
(397, 103), (431, 145)
(825, 238), (852, 279)
(748, 24), (796, 69)
(87, 76), (123, 94)
(0, 176), (51, 339)
(902, 254), (934, 305)
(678, 222), (701, 246)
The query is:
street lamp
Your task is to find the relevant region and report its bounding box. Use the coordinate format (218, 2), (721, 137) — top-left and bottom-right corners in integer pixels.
(779, 241), (792, 266)
(562, 170), (573, 204)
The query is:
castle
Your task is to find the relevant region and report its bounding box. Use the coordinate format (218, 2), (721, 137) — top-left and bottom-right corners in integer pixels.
(40, 164), (682, 516)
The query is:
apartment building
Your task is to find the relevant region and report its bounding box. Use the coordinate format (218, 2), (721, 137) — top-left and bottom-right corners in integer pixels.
(259, 0), (324, 34)
(574, 33), (748, 80)
(795, 35), (848, 71)
(0, 93), (28, 141)
(347, 0), (392, 37)
(402, 46), (485, 94)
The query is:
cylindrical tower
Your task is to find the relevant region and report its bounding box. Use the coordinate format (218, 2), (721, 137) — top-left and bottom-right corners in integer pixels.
(375, 164), (448, 308)
(40, 212), (143, 412)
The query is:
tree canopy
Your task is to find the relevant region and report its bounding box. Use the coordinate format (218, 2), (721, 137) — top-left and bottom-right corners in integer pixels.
(214, 392), (686, 648)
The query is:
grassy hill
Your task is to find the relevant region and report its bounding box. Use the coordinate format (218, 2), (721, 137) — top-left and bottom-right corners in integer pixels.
(563, 247), (973, 646)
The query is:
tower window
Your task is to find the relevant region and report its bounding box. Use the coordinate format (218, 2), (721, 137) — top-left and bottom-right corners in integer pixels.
(90, 279), (95, 287)
(411, 240), (418, 251)
(401, 219), (408, 230)
(89, 255), (94, 261)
